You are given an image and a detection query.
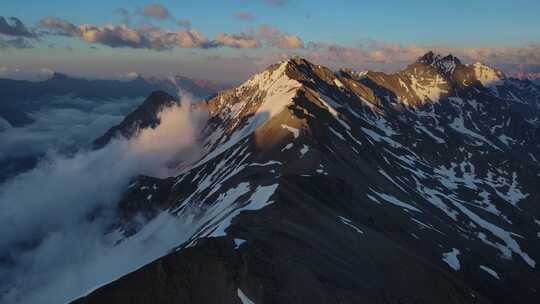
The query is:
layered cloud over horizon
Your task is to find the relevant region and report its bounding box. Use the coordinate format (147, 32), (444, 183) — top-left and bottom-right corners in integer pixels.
(0, 96), (143, 161)
(1, 1), (540, 81)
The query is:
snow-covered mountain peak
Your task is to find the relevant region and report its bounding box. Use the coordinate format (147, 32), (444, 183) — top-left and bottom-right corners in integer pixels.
(238, 60), (291, 91)
(194, 59), (303, 166)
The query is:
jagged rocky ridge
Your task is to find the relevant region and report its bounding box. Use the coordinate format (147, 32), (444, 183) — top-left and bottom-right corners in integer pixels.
(74, 53), (540, 304)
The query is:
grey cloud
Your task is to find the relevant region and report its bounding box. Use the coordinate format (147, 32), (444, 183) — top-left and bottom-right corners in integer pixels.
(79, 24), (152, 49)
(139, 4), (172, 20)
(303, 41), (540, 76)
(39, 18), (176, 50)
(215, 33), (260, 49)
(39, 17), (264, 50)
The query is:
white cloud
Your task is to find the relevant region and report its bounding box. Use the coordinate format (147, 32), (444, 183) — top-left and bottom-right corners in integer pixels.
(0, 94), (208, 303)
(0, 96), (143, 160)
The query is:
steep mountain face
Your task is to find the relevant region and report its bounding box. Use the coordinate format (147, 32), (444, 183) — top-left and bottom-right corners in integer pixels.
(73, 53), (539, 304)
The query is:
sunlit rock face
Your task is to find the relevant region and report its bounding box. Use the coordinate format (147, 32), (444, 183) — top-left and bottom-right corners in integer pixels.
(7, 52), (540, 304)
(471, 62), (506, 87)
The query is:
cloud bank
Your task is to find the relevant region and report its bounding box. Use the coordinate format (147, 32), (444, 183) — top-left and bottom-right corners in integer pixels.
(0, 95), (208, 304)
(303, 41), (540, 76)
(0, 96), (144, 161)
(38, 16), (304, 51)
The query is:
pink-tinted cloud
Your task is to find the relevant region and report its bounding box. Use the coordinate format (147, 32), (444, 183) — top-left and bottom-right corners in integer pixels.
(305, 41), (540, 76)
(234, 11), (254, 21)
(139, 4), (172, 20)
(256, 25), (304, 49)
(40, 17), (206, 50)
(39, 17), (263, 50)
(31, 15), (540, 78)
(215, 33), (260, 48)
(455, 44), (540, 66)
(40, 16), (81, 36)
(175, 29), (211, 48)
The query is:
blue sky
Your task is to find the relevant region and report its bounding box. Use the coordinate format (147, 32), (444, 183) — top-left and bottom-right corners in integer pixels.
(1, 0), (540, 81)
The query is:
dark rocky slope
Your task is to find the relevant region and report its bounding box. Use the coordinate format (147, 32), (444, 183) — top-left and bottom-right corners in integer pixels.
(73, 53), (540, 304)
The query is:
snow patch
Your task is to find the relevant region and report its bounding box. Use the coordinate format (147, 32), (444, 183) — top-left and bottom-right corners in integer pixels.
(208, 183), (278, 238)
(281, 124), (300, 138)
(338, 216), (364, 234)
(442, 248), (461, 271)
(479, 265), (500, 280)
(372, 191), (422, 212)
(233, 238), (246, 249)
(237, 289), (255, 304)
(300, 144), (309, 156)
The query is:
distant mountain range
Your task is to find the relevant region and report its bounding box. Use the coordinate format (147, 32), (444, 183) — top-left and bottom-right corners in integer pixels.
(69, 52), (540, 304)
(0, 72), (224, 127)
